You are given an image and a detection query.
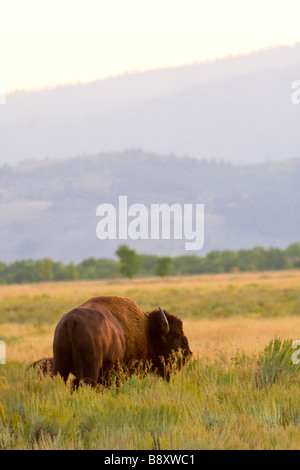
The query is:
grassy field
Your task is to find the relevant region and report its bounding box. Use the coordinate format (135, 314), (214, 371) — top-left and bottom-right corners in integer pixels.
(1, 271), (300, 449)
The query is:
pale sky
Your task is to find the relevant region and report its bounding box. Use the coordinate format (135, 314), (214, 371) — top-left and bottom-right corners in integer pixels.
(1, 0), (300, 93)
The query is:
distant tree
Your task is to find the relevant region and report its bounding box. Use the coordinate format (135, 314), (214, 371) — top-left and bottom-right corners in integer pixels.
(221, 250), (238, 272)
(138, 254), (158, 276)
(155, 257), (172, 277)
(0, 262), (6, 284)
(205, 251), (223, 273)
(66, 262), (79, 280)
(38, 259), (53, 281)
(51, 262), (66, 280)
(263, 249), (287, 270)
(172, 255), (205, 275)
(236, 249), (255, 271)
(286, 243), (300, 268)
(1, 241), (300, 285)
(252, 247), (267, 271)
(116, 245), (141, 278)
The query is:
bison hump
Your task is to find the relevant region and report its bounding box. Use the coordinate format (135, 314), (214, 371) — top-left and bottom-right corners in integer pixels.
(81, 296), (148, 361)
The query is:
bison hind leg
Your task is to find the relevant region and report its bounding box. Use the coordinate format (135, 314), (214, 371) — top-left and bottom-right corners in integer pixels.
(71, 377), (98, 392)
(53, 350), (73, 384)
(53, 361), (72, 383)
(71, 364), (100, 392)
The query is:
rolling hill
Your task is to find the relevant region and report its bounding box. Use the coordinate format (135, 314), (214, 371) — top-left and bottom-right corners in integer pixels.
(0, 43), (300, 166)
(0, 150), (299, 263)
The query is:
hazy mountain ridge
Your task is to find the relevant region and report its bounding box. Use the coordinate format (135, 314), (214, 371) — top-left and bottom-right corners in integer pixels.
(0, 44), (300, 165)
(0, 151), (299, 263)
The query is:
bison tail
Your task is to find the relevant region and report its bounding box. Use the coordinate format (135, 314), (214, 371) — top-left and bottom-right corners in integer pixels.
(66, 318), (99, 389)
(66, 318), (85, 385)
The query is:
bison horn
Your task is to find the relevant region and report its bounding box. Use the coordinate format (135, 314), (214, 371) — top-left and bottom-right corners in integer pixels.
(159, 307), (169, 335)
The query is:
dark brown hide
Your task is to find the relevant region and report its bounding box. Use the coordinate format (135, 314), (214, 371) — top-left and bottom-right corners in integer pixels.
(31, 357), (54, 378)
(53, 295), (191, 388)
(147, 309), (192, 380)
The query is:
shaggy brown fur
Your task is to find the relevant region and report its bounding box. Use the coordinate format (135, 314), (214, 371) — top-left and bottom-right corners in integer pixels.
(31, 357), (54, 378)
(52, 295), (191, 388)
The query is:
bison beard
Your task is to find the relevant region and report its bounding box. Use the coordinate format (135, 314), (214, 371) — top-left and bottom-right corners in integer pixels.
(52, 295), (191, 389)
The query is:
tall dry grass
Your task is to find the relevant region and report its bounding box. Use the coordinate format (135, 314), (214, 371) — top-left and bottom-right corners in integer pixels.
(1, 271), (300, 449)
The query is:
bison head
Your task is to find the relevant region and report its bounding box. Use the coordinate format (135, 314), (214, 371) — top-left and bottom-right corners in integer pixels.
(147, 307), (192, 379)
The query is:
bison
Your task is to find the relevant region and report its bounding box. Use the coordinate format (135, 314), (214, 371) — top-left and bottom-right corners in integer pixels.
(53, 295), (191, 388)
(31, 357), (54, 378)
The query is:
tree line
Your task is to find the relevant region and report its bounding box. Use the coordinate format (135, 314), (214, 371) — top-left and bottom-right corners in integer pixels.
(0, 243), (300, 284)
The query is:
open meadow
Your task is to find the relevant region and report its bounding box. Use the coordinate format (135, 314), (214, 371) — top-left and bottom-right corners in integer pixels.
(1, 271), (300, 449)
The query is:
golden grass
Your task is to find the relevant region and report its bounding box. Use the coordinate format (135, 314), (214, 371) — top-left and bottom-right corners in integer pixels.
(3, 316), (300, 364)
(1, 269), (300, 363)
(1, 271), (300, 449)
(186, 316), (300, 359)
(1, 269), (300, 300)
